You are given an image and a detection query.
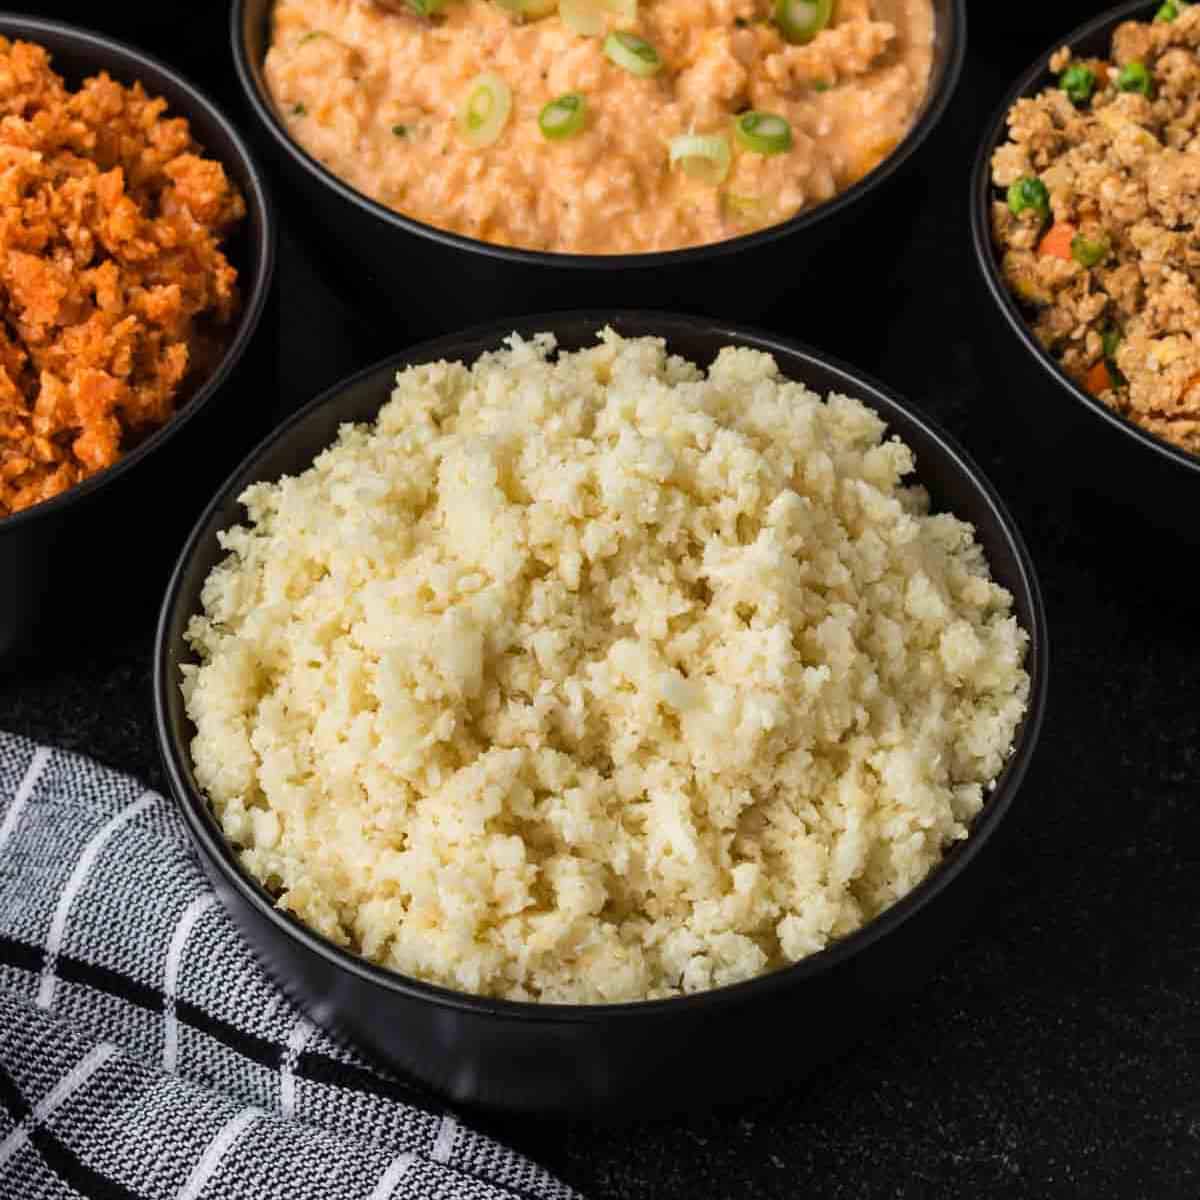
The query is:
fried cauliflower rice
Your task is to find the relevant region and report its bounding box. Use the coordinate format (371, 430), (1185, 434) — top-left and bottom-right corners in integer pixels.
(990, 6), (1200, 454)
(183, 331), (1029, 1003)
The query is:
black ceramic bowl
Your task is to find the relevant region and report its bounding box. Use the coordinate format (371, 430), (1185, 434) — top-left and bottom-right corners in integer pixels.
(0, 16), (277, 665)
(231, 0), (965, 337)
(154, 311), (1047, 1119)
(970, 1), (1200, 542)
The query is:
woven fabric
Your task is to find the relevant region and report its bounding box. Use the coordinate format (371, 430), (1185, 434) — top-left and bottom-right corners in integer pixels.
(0, 732), (579, 1200)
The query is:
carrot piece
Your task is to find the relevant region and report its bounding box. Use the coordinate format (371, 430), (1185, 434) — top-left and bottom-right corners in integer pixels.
(1039, 221), (1077, 260)
(1084, 360), (1113, 396)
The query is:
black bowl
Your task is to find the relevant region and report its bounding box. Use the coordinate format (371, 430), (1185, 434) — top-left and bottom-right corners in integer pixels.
(231, 0), (965, 338)
(154, 311), (1048, 1119)
(0, 16), (277, 665)
(970, 1), (1200, 543)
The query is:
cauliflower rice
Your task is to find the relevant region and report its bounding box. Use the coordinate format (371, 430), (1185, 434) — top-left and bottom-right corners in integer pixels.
(183, 331), (1030, 1004)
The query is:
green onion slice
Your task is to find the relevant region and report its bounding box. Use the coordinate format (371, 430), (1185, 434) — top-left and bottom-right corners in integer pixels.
(561, 0), (605, 35)
(669, 133), (732, 185)
(560, 0), (636, 35)
(724, 192), (766, 225)
(603, 30), (662, 76)
(406, 0), (447, 15)
(733, 110), (793, 155)
(773, 0), (833, 44)
(495, 0), (559, 17)
(1155, 1), (1186, 21)
(539, 92), (588, 139)
(458, 73), (513, 147)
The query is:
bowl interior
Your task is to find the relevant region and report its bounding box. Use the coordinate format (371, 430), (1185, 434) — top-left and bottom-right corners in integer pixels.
(0, 16), (275, 531)
(232, 0), (966, 267)
(970, 0), (1200, 479)
(155, 311), (1047, 1020)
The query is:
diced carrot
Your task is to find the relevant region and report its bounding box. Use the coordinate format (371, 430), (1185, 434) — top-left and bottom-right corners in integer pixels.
(1084, 360), (1113, 396)
(1039, 221), (1077, 260)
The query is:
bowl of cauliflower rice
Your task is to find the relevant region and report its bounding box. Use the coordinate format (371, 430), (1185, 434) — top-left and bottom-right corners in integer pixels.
(155, 312), (1046, 1116)
(972, 1), (1200, 541)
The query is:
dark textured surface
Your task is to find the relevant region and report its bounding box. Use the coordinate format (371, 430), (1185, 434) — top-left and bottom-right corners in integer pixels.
(4, 5), (1199, 1197)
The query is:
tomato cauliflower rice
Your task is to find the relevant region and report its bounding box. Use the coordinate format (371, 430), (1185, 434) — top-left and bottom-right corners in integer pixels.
(0, 38), (244, 518)
(183, 331), (1029, 1004)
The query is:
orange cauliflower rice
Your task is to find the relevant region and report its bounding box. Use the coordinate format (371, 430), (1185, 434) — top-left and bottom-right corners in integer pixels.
(182, 331), (1029, 1004)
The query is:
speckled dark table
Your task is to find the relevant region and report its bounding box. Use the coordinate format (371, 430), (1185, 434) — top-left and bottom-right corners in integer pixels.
(6, 6), (1199, 1198)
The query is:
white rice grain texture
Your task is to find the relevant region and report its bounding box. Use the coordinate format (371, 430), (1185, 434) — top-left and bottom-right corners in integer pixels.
(183, 330), (1029, 1003)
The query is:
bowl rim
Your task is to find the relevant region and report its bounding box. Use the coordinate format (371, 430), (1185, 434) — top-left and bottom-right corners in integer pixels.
(0, 13), (278, 535)
(230, 0), (967, 268)
(154, 309), (1049, 1024)
(969, 0), (1200, 479)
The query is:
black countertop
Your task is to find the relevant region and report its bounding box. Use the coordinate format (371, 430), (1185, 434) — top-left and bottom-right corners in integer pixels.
(4, 5), (1199, 1197)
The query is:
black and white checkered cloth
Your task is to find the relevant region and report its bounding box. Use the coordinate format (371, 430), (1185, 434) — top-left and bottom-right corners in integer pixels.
(0, 732), (580, 1200)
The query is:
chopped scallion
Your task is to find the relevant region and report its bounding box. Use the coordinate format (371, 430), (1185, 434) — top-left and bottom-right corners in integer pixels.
(669, 133), (732, 185)
(539, 92), (588, 139)
(603, 30), (663, 76)
(457, 73), (513, 147)
(494, 0), (559, 17)
(733, 110), (793, 155)
(560, 0), (637, 35)
(773, 0), (833, 44)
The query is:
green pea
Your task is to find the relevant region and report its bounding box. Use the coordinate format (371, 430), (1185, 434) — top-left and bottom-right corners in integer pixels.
(1060, 64), (1096, 105)
(1071, 233), (1110, 268)
(1116, 60), (1153, 96)
(1007, 176), (1050, 221)
(1155, 1), (1186, 21)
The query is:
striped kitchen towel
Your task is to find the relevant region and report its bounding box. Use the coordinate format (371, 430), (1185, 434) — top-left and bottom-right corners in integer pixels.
(0, 733), (580, 1200)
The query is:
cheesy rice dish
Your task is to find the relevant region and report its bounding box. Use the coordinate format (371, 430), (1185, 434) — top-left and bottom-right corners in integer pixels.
(182, 331), (1029, 1004)
(264, 0), (935, 254)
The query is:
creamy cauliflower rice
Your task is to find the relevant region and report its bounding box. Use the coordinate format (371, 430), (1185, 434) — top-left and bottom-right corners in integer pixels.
(183, 331), (1029, 1004)
(264, 0), (934, 254)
